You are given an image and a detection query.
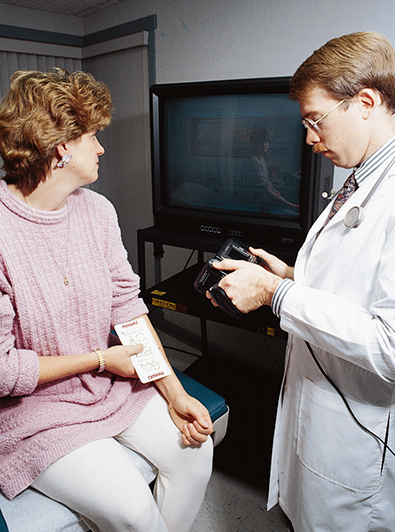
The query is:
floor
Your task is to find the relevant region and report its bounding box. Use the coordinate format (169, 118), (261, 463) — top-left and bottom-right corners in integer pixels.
(158, 329), (291, 532)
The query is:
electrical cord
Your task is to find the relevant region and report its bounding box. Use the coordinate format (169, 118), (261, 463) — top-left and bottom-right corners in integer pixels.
(305, 341), (394, 459)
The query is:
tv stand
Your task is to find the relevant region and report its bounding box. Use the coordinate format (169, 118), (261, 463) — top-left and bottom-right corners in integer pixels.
(137, 226), (285, 356)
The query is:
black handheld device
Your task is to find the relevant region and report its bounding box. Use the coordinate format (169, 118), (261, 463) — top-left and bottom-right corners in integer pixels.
(194, 239), (270, 318)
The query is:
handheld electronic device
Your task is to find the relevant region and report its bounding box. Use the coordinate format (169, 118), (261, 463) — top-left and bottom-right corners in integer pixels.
(194, 239), (270, 318)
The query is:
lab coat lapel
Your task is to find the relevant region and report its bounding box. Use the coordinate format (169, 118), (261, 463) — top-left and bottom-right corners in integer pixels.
(295, 177), (388, 284)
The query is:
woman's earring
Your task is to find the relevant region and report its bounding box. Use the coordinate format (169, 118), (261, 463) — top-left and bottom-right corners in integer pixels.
(57, 154), (72, 168)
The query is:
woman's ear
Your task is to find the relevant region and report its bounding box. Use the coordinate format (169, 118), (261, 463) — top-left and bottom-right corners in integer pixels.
(56, 143), (69, 158)
(54, 143), (72, 169)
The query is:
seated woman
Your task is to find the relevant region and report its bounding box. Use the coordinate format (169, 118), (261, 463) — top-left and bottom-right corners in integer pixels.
(0, 69), (213, 532)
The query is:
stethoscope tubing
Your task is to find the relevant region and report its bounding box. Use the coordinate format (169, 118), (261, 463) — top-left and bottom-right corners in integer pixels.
(343, 154), (395, 228)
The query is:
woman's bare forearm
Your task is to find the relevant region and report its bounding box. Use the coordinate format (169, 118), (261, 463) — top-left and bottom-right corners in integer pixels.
(38, 351), (99, 384)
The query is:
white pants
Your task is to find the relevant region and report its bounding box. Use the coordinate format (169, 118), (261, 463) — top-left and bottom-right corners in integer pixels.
(33, 394), (213, 532)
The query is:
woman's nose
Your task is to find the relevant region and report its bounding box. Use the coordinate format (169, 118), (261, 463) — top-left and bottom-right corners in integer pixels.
(97, 140), (105, 156)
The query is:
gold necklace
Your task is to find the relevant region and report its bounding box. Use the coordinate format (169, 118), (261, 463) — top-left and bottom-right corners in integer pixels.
(26, 198), (71, 286)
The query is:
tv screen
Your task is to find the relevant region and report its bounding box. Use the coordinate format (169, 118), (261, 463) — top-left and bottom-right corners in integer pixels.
(165, 93), (302, 223)
(150, 78), (333, 261)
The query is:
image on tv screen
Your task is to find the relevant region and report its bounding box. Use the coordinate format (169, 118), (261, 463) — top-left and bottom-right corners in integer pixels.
(165, 93), (304, 221)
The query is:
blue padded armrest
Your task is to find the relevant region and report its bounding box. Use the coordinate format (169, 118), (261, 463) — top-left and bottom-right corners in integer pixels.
(174, 367), (228, 422)
(0, 511), (9, 532)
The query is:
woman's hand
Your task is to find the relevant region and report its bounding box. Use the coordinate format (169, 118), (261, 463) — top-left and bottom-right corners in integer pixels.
(100, 344), (144, 379)
(167, 392), (213, 446)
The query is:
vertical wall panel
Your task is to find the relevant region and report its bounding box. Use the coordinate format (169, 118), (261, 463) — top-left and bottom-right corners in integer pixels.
(0, 50), (82, 98)
(85, 41), (152, 272)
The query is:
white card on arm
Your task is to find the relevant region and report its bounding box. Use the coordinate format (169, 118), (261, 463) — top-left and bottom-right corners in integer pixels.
(114, 317), (172, 383)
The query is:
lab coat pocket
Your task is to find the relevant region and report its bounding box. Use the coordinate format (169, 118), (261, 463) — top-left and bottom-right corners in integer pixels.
(297, 378), (386, 492)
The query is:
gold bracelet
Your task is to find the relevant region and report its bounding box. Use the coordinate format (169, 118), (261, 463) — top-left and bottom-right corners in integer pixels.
(93, 349), (106, 373)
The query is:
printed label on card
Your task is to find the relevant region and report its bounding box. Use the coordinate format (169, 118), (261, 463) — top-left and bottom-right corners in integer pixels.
(114, 318), (171, 383)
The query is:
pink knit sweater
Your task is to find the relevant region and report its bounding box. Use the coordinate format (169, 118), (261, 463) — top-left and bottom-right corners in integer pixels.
(0, 180), (157, 499)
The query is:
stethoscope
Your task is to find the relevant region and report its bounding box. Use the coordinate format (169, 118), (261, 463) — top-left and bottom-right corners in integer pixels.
(322, 154), (395, 229)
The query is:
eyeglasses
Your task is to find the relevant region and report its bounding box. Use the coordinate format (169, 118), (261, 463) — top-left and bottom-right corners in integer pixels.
(302, 99), (346, 133)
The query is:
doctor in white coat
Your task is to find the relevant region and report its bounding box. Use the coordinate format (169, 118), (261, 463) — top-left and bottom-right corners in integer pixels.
(208, 31), (395, 532)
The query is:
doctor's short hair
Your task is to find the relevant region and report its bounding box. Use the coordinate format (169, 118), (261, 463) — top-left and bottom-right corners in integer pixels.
(0, 68), (112, 195)
(289, 31), (395, 113)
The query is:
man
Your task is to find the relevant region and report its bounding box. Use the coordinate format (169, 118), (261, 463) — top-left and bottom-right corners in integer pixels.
(209, 32), (395, 531)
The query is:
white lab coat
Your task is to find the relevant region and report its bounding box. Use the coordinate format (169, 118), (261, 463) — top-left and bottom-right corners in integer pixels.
(267, 162), (395, 531)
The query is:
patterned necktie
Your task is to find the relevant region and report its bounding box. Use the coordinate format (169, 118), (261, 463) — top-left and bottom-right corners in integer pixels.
(323, 172), (358, 226)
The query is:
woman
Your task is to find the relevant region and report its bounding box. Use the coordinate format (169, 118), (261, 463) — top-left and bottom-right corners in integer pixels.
(0, 69), (213, 532)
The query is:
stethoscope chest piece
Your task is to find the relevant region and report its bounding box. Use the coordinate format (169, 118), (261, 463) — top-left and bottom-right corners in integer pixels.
(344, 205), (364, 228)
(339, 153), (395, 230)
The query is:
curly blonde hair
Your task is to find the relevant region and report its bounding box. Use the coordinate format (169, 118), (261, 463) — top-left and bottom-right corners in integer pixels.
(0, 68), (113, 194)
(290, 32), (395, 113)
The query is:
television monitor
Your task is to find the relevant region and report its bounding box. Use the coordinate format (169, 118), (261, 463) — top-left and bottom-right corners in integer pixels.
(150, 77), (334, 263)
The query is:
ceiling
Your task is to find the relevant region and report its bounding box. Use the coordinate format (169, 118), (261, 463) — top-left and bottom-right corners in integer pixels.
(0, 0), (128, 17)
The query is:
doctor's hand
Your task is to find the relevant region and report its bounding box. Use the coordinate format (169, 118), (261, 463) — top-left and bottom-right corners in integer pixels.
(207, 259), (283, 313)
(249, 247), (294, 280)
